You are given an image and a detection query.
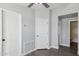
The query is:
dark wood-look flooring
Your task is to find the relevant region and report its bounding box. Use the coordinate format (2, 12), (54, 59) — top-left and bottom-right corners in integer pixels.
(26, 42), (77, 56)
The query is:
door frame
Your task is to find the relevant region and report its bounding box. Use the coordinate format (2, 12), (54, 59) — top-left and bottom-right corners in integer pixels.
(0, 8), (22, 56)
(68, 17), (78, 48)
(0, 8), (3, 56)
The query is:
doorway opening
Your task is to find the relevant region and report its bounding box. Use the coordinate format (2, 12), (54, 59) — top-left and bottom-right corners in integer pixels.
(70, 21), (78, 54)
(58, 13), (78, 55)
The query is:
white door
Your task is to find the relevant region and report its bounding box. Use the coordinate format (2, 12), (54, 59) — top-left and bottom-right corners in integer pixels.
(2, 10), (21, 56)
(35, 9), (49, 49)
(0, 9), (2, 56)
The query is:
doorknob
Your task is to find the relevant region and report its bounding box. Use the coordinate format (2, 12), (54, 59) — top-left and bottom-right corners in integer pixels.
(37, 35), (39, 37)
(2, 39), (5, 41)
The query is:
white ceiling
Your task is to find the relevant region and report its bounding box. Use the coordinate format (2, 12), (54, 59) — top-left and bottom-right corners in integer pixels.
(15, 3), (71, 9)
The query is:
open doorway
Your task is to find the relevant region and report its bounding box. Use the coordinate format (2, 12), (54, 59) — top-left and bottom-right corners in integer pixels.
(70, 21), (78, 54)
(58, 13), (78, 55)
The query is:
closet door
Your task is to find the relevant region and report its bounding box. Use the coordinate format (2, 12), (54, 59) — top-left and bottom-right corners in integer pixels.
(3, 10), (21, 56)
(35, 9), (49, 49)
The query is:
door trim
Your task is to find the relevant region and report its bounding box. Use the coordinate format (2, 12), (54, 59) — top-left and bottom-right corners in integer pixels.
(0, 8), (2, 56)
(19, 14), (22, 56)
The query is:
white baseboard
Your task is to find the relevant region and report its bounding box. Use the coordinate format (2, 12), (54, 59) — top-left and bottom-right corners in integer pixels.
(22, 44), (69, 56)
(60, 44), (70, 47)
(22, 49), (36, 56)
(50, 45), (59, 49)
(22, 45), (59, 56)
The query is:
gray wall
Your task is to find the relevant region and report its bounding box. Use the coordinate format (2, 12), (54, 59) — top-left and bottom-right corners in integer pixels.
(61, 18), (70, 47)
(0, 3), (35, 55)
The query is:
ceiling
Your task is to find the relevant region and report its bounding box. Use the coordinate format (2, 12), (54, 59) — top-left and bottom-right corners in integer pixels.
(16, 3), (79, 9)
(15, 3), (71, 9)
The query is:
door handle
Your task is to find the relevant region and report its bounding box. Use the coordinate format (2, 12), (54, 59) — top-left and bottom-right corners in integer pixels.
(37, 35), (39, 37)
(2, 39), (5, 41)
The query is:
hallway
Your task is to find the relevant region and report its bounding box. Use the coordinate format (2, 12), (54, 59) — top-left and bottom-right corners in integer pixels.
(26, 43), (77, 56)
